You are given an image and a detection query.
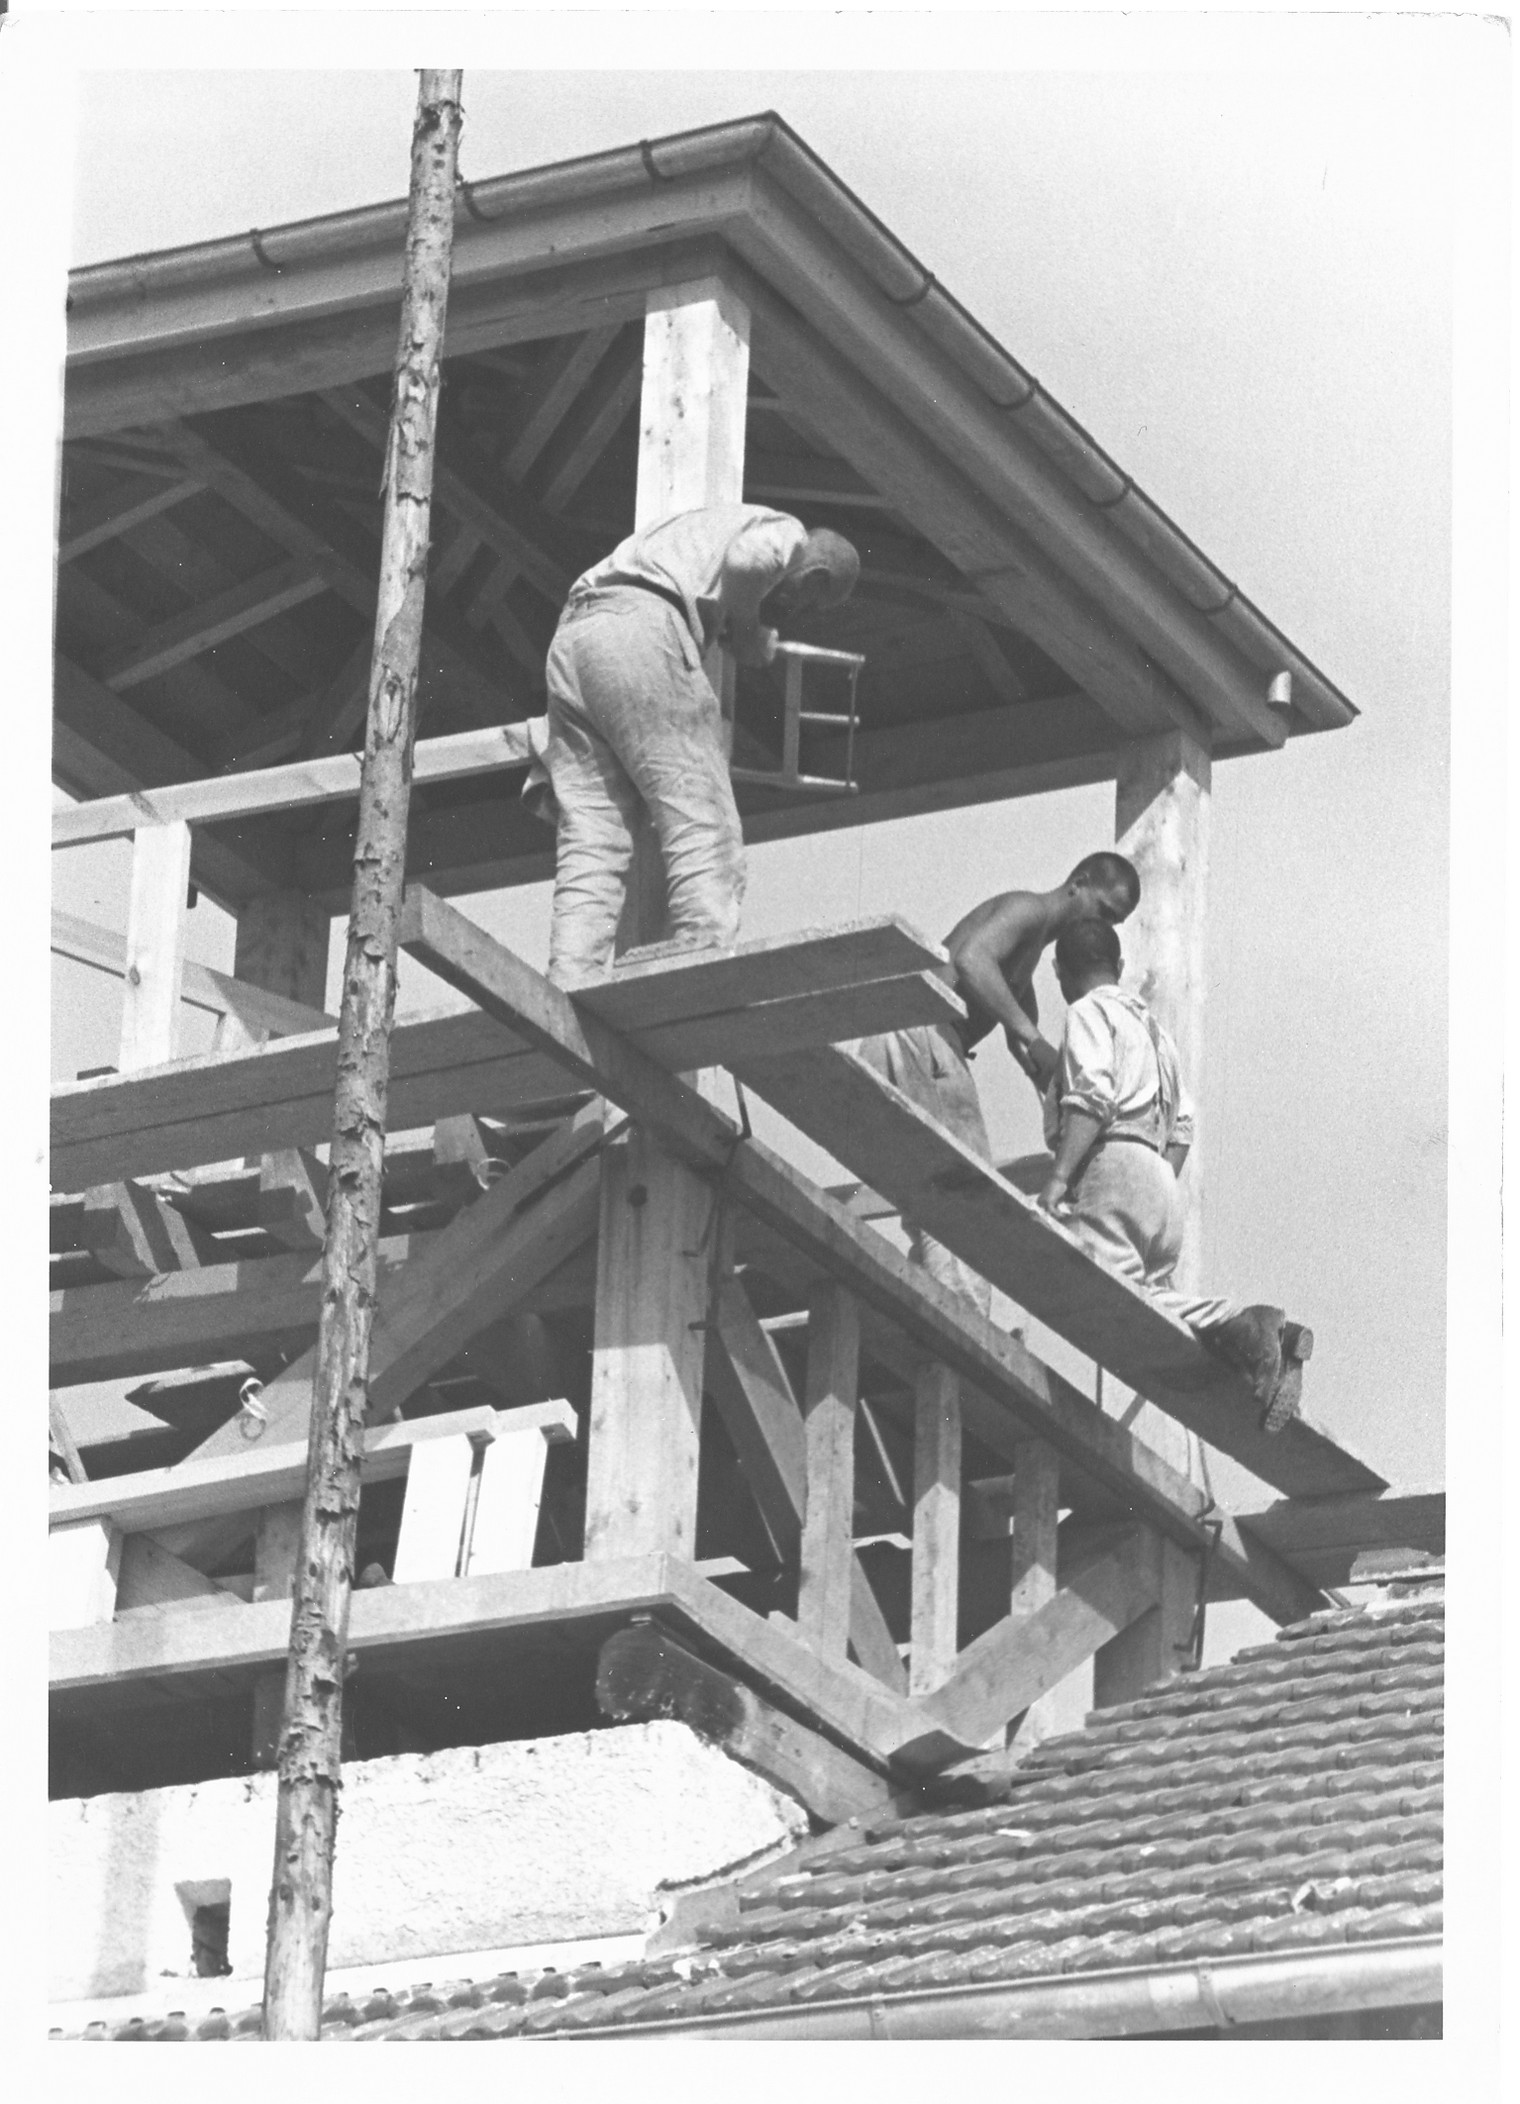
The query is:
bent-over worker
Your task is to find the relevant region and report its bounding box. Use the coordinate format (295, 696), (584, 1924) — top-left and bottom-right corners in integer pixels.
(539, 504), (860, 986)
(1038, 917), (1314, 1432)
(856, 852), (1141, 1313)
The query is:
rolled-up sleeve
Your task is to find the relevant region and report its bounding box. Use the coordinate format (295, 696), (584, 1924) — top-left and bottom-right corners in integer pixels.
(1059, 998), (1120, 1125)
(1170, 1069), (1197, 1149)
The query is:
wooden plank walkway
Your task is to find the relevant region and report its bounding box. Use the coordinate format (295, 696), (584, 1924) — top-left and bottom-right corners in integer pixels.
(734, 1043), (1384, 1502)
(50, 919), (957, 1191)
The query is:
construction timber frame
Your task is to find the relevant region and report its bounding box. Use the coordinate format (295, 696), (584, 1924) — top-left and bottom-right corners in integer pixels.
(50, 116), (1438, 1822)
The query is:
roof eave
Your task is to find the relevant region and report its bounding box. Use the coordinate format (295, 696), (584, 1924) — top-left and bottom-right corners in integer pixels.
(565, 1934), (1441, 2042)
(64, 110), (1356, 743)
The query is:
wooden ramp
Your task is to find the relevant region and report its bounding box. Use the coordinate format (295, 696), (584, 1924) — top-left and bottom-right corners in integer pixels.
(50, 919), (957, 1192)
(734, 1044), (1384, 1502)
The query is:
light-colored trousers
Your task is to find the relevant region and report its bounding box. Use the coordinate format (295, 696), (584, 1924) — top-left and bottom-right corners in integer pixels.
(1063, 1141), (1237, 1333)
(857, 1024), (994, 1317)
(542, 587), (746, 986)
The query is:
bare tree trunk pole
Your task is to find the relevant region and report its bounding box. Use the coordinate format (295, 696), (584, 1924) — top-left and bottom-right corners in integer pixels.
(261, 68), (463, 2042)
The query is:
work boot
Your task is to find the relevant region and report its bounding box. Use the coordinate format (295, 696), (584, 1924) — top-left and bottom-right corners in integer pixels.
(1262, 1321), (1315, 1435)
(1200, 1305), (1285, 1418)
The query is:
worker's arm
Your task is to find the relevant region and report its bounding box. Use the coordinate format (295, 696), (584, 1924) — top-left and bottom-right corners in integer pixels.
(1039, 1109), (1103, 1214)
(714, 536), (789, 667)
(947, 895), (1056, 1072)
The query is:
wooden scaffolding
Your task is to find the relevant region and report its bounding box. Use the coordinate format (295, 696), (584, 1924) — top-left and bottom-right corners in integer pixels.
(49, 117), (1438, 1822)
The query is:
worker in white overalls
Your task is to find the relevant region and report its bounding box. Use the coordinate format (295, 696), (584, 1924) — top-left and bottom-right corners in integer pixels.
(1038, 916), (1314, 1432)
(537, 505), (859, 986)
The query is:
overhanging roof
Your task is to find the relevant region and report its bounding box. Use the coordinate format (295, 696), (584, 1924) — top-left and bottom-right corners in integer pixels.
(57, 114), (1357, 912)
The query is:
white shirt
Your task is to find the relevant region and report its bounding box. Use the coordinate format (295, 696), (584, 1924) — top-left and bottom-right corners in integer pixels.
(1043, 982), (1196, 1152)
(570, 504), (807, 649)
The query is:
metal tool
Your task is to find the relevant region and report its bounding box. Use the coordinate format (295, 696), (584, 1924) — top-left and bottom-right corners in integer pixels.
(730, 639), (865, 795)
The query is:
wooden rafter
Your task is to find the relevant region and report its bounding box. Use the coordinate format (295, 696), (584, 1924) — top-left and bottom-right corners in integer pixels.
(96, 558), (328, 690)
(59, 473), (205, 562)
(53, 655), (288, 904)
(318, 383), (570, 604)
(151, 418), (513, 728)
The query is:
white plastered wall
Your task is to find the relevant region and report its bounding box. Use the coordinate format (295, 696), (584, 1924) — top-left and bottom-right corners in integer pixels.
(50, 1723), (807, 2004)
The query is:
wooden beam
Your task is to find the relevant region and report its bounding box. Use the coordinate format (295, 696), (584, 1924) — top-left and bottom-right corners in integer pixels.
(188, 1116), (604, 1460)
(944, 608), (1027, 706)
(902, 1525), (1162, 1759)
(539, 338), (643, 512)
(50, 1233), (430, 1387)
(59, 473), (204, 562)
(1093, 1531), (1198, 1707)
(733, 1042), (1384, 1503)
(257, 1149), (329, 1251)
(796, 1280), (860, 1662)
(250, 1502), (303, 1765)
(81, 1180), (209, 1277)
(711, 1275), (906, 1691)
(51, 1551), (938, 1778)
(49, 1400), (575, 1535)
(53, 909), (333, 1037)
(708, 1275), (807, 1563)
(504, 327), (620, 481)
(909, 1361), (961, 1696)
(119, 821), (191, 1071)
(388, 892), (1332, 1619)
(582, 1125), (709, 1562)
(52, 722), (536, 847)
(596, 1621), (910, 1826)
(51, 1007), (570, 1191)
(116, 1533), (241, 1613)
(318, 383), (570, 603)
(52, 655), (292, 908)
(1007, 1437), (1061, 1755)
(153, 418), (514, 725)
(1234, 1491), (1445, 1591)
(96, 559), (327, 690)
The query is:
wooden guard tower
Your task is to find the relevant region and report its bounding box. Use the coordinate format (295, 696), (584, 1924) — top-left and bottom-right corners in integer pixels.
(49, 117), (1438, 1819)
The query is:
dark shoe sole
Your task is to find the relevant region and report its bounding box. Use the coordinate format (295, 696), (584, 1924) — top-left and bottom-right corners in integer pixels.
(1262, 1321), (1313, 1434)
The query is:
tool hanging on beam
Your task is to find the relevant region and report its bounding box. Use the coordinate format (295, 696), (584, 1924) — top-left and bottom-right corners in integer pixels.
(732, 640), (865, 796)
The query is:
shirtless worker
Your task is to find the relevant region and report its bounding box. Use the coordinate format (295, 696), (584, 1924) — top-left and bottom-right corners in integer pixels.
(857, 851), (1141, 1311)
(1038, 916), (1314, 1431)
(537, 504), (860, 986)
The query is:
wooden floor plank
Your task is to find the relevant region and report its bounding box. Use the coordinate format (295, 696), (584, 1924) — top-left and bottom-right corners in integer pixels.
(576, 916), (947, 1031)
(50, 923), (955, 1190)
(734, 1044), (1384, 1503)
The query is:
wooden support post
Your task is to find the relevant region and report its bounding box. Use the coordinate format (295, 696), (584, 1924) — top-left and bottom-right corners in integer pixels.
(796, 1279), (859, 1661)
(250, 1502), (303, 1767)
(262, 70), (462, 2044)
(48, 1519), (122, 1630)
(224, 890), (332, 1053)
(1114, 730), (1211, 1479)
(910, 1361), (961, 1696)
(119, 820), (191, 1071)
(1007, 1437), (1061, 1755)
(583, 275), (751, 1559)
(583, 1128), (710, 1561)
(1092, 1529), (1197, 1708)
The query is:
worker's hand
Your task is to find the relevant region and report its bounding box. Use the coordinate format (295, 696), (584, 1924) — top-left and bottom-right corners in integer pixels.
(726, 622), (779, 669)
(1037, 1177), (1073, 1219)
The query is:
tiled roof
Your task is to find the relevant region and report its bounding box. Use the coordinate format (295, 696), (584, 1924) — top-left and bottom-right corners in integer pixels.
(55, 1587), (1443, 2041)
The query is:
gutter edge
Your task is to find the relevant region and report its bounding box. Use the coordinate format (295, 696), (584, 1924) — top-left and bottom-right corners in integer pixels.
(543, 1934), (1442, 2042)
